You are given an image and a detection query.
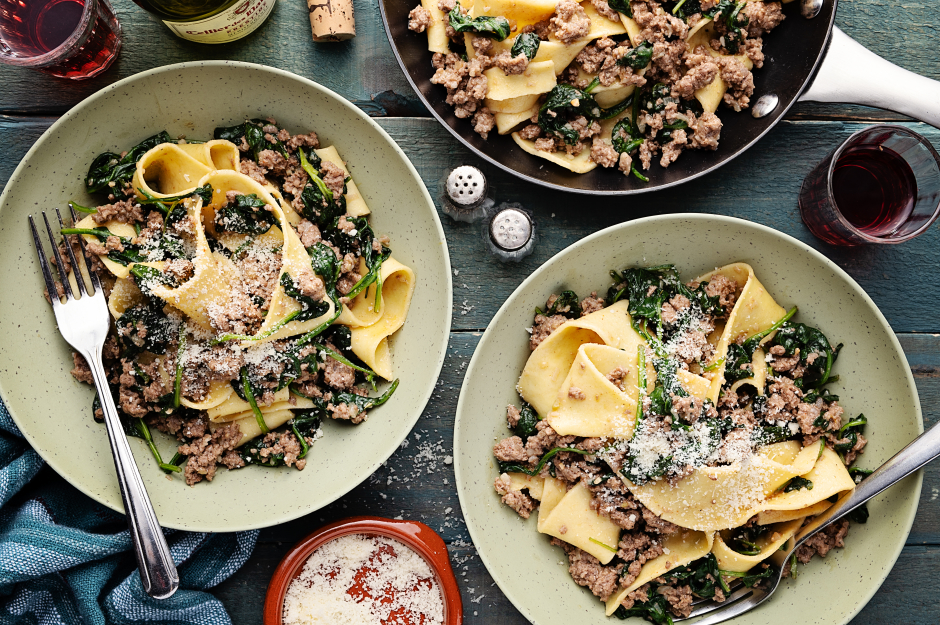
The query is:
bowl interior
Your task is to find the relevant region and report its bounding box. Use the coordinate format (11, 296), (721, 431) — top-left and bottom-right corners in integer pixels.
(454, 214), (922, 625)
(0, 61), (452, 532)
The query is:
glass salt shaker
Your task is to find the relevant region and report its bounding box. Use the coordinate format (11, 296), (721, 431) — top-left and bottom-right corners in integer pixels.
(482, 202), (537, 262)
(438, 165), (493, 223)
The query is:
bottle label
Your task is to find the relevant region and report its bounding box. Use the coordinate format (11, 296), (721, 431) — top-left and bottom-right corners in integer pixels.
(162, 0), (276, 43)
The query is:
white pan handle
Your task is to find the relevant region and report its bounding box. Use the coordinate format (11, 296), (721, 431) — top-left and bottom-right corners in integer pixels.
(800, 26), (940, 129)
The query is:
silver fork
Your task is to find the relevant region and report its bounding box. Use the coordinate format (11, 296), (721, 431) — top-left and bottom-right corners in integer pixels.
(677, 419), (940, 624)
(29, 208), (179, 599)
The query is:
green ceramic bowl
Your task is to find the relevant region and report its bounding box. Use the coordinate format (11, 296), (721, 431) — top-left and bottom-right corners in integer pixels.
(454, 214), (922, 625)
(0, 62), (452, 532)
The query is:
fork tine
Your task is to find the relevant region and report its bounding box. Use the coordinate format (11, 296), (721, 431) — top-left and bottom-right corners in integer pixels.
(70, 206), (103, 294)
(56, 207), (87, 296)
(42, 211), (73, 300)
(28, 215), (62, 306)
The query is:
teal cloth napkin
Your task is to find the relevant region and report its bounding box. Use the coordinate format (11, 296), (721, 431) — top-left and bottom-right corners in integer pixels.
(0, 399), (257, 624)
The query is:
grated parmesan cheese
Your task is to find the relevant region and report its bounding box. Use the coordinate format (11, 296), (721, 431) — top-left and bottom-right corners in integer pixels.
(282, 534), (444, 625)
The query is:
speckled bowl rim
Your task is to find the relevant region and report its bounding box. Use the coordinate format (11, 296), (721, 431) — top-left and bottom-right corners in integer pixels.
(263, 516), (464, 625)
(453, 213), (923, 625)
(0, 61), (452, 531)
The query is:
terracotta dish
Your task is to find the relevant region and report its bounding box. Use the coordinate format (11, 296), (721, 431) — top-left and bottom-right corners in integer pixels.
(264, 516), (464, 625)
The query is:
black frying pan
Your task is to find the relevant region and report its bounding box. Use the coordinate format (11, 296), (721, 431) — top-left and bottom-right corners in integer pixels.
(378, 0), (940, 195)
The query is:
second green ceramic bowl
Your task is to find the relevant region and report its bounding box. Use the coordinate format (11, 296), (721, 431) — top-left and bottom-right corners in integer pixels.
(454, 214), (921, 625)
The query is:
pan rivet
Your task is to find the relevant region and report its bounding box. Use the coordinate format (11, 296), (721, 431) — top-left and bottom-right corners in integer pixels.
(484, 203), (536, 262)
(440, 165), (493, 223)
(800, 0), (822, 19)
(752, 94), (780, 119)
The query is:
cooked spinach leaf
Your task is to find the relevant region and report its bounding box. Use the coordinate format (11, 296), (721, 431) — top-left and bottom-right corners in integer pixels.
(447, 4), (510, 40)
(608, 0), (632, 16)
(834, 414), (867, 455)
(214, 119), (289, 162)
(59, 226), (147, 267)
(280, 272), (331, 322)
(512, 403), (540, 440)
(537, 290), (582, 319)
(768, 321), (841, 390)
(498, 446), (590, 477)
(617, 41), (653, 69)
(85, 131), (172, 194)
(511, 32), (540, 60)
(781, 476), (814, 493)
(114, 301), (173, 358)
(215, 192), (276, 235)
(538, 84), (603, 145)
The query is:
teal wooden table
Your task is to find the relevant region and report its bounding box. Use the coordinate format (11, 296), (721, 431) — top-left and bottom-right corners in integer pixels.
(2, 0), (940, 622)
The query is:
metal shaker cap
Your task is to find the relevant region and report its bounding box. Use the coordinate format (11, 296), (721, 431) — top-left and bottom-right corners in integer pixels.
(446, 166), (487, 207)
(489, 206), (532, 251)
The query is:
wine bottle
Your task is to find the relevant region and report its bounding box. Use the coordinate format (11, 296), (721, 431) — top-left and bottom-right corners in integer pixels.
(131, 0), (277, 43)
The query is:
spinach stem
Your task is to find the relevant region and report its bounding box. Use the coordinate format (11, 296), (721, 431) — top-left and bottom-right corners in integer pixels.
(672, 0), (688, 14)
(173, 323), (186, 408)
(744, 306), (798, 349)
(635, 344), (647, 430)
(319, 344), (377, 388)
(290, 420), (310, 459)
(136, 418), (182, 473)
(298, 147), (333, 201)
(241, 368), (269, 434)
(589, 537), (618, 553)
(69, 200), (97, 214)
(213, 309), (300, 345)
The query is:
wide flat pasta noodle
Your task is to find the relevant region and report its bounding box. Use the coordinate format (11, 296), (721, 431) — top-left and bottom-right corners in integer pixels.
(485, 60), (557, 101)
(176, 139), (240, 171)
(604, 530), (715, 616)
(180, 380), (234, 410)
(194, 170), (336, 344)
(537, 476), (568, 531)
(209, 387), (293, 421)
(503, 472), (545, 500)
(628, 441), (821, 531)
(712, 518), (802, 573)
(314, 146), (371, 218)
(697, 263), (785, 403)
(141, 196), (241, 332)
(132, 143), (213, 200)
(548, 344), (639, 438)
(472, 0), (556, 27)
(107, 276), (144, 318)
(519, 300), (642, 416)
(213, 408), (295, 446)
(538, 481), (622, 564)
(758, 447), (856, 514)
(348, 258), (417, 380)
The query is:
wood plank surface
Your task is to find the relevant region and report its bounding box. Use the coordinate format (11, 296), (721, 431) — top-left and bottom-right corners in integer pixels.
(1, 0), (938, 117)
(3, 0), (940, 620)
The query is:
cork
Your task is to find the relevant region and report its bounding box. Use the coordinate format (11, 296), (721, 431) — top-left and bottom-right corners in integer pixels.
(307, 0), (356, 41)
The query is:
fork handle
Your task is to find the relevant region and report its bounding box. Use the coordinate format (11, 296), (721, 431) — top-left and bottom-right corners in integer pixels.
(793, 419), (940, 551)
(84, 347), (180, 599)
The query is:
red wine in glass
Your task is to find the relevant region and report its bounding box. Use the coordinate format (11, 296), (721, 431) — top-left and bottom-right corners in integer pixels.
(831, 145), (917, 237)
(0, 0), (122, 78)
(799, 125), (940, 246)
